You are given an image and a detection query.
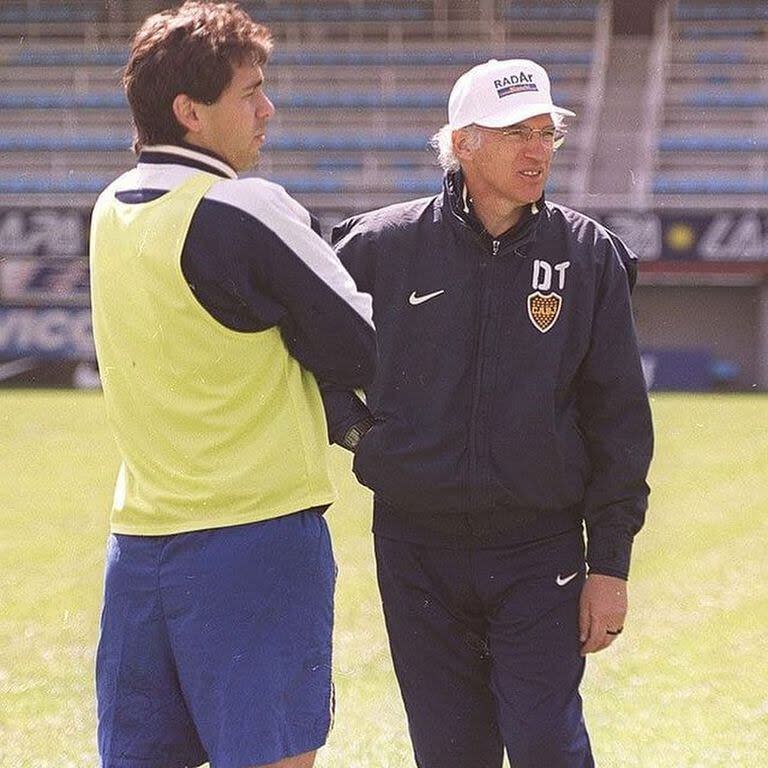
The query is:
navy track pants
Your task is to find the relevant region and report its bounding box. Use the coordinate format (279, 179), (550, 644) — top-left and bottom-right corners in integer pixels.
(374, 527), (595, 768)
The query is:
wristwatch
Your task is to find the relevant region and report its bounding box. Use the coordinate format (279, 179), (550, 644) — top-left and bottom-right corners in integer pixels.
(341, 416), (376, 452)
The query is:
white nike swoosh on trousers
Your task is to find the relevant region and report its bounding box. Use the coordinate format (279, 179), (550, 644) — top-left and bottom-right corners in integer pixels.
(408, 289), (445, 306)
(0, 357), (37, 381)
(556, 571), (579, 586)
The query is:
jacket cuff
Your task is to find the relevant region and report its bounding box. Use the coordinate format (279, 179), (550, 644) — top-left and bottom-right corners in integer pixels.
(339, 415), (377, 453)
(319, 386), (372, 444)
(586, 534), (634, 581)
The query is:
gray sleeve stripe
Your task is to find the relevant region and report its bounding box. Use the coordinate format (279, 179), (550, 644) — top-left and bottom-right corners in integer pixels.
(206, 177), (373, 327)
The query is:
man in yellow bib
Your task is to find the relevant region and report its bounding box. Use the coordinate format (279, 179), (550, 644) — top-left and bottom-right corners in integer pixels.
(89, 4), (376, 767)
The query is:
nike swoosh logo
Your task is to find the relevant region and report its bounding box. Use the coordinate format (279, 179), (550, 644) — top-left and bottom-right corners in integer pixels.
(409, 289), (445, 306)
(0, 357), (37, 382)
(556, 571), (579, 587)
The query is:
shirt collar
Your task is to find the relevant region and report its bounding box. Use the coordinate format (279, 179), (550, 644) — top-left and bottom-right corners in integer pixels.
(137, 143), (237, 179)
(446, 169), (543, 236)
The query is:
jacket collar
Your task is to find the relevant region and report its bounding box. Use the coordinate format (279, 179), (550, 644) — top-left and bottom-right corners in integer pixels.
(437, 169), (543, 256)
(137, 142), (237, 179)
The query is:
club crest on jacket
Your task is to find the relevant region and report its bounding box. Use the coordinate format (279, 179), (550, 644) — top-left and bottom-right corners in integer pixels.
(527, 291), (562, 333)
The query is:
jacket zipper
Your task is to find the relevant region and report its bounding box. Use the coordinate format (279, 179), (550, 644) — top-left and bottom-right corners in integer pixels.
(466, 237), (499, 534)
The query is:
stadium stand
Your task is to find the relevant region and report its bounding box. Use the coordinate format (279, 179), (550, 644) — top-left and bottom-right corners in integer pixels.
(618, 0), (768, 393)
(1, 0), (767, 391)
(651, 0), (768, 204)
(0, 0), (608, 219)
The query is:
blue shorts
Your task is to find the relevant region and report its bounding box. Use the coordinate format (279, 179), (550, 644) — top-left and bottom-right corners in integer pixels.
(96, 510), (335, 768)
(375, 526), (594, 768)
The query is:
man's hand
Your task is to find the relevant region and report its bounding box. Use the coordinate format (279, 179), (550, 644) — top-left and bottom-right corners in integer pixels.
(579, 573), (628, 656)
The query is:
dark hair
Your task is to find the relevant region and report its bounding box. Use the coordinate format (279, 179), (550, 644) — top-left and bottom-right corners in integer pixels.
(124, 1), (272, 152)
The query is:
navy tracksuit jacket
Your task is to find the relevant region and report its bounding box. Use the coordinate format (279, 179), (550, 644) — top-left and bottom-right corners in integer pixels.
(324, 171), (653, 580)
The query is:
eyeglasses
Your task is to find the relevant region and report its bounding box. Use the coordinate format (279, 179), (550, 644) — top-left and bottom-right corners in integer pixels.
(477, 125), (567, 148)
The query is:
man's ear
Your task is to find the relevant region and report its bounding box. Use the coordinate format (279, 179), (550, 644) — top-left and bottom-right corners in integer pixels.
(172, 93), (203, 135)
(452, 128), (475, 162)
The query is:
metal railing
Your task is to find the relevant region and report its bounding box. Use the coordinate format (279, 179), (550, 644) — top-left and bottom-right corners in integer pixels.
(571, 0), (611, 208)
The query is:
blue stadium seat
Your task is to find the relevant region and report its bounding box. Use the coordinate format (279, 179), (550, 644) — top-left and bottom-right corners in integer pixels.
(314, 157), (423, 170)
(273, 89), (571, 108)
(0, 5), (100, 22)
(265, 176), (345, 193)
(692, 51), (748, 64)
(269, 51), (591, 66)
(0, 132), (434, 154)
(5, 48), (592, 68)
(273, 92), (446, 108)
(675, 2), (768, 20)
(679, 26), (761, 38)
(659, 136), (768, 151)
(0, 174), (112, 193)
(500, 2), (598, 20)
(0, 90), (576, 111)
(0, 135), (129, 151)
(684, 92), (768, 108)
(11, 49), (126, 66)
(653, 177), (768, 194)
(392, 176), (444, 194)
(243, 3), (430, 22)
(0, 92), (127, 109)
(268, 135), (430, 152)
(314, 158), (367, 169)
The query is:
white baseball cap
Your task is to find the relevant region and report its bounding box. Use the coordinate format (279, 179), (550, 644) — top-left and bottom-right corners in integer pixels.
(448, 58), (575, 130)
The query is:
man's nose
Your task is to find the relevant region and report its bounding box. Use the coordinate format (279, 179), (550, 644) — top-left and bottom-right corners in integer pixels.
(257, 92), (275, 119)
(522, 134), (549, 157)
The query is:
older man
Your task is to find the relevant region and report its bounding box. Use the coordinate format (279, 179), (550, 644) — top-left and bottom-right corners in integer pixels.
(324, 59), (653, 767)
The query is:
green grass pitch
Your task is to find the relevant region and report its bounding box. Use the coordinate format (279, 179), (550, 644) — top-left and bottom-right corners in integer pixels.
(1, 391), (766, 767)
